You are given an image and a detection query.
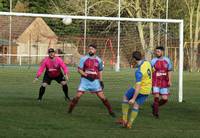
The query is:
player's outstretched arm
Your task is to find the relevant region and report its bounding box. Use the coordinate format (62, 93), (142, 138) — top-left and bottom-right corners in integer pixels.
(33, 58), (47, 83)
(99, 71), (103, 81)
(168, 71), (172, 86)
(36, 59), (47, 79)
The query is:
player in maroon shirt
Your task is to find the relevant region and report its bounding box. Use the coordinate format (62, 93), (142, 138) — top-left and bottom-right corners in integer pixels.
(68, 44), (115, 117)
(151, 46), (172, 118)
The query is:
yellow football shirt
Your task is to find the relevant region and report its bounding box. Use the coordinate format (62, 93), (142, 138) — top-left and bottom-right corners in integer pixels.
(135, 60), (152, 95)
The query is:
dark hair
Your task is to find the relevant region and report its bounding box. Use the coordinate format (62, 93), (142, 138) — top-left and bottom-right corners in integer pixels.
(48, 48), (55, 53)
(132, 51), (142, 61)
(156, 46), (165, 51)
(88, 44), (97, 49)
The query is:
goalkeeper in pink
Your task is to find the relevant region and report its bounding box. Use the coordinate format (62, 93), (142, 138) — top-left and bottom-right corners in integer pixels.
(151, 46), (173, 118)
(33, 48), (70, 101)
(68, 44), (115, 117)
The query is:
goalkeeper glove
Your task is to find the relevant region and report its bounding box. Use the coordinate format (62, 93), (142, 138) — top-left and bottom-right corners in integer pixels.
(100, 81), (104, 90)
(33, 77), (38, 83)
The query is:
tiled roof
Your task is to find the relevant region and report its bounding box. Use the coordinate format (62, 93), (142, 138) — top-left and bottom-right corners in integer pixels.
(0, 16), (35, 39)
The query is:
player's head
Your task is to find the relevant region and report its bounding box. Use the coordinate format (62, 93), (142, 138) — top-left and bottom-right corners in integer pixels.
(132, 51), (142, 61)
(88, 44), (97, 56)
(132, 51), (142, 67)
(48, 48), (55, 59)
(155, 46), (164, 58)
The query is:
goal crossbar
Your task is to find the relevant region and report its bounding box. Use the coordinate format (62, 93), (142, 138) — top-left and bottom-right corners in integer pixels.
(0, 11), (182, 23)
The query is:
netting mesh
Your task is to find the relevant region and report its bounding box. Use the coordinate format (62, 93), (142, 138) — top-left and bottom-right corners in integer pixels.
(0, 15), (180, 101)
(0, 15), (179, 67)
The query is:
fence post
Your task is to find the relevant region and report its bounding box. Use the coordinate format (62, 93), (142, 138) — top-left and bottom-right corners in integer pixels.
(19, 55), (22, 66)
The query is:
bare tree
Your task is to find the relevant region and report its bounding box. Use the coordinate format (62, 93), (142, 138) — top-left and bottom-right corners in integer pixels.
(185, 0), (200, 71)
(48, 0), (165, 60)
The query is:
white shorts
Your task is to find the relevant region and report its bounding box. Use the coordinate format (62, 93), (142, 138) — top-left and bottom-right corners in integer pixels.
(152, 87), (169, 95)
(78, 78), (102, 92)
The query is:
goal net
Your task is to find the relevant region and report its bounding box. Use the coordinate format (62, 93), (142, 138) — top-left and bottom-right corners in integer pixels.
(0, 12), (183, 102)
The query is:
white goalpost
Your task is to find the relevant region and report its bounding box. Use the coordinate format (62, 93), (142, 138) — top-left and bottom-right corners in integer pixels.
(0, 11), (184, 102)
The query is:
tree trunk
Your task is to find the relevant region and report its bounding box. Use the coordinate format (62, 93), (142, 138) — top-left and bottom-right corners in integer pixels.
(185, 0), (195, 72)
(189, 11), (194, 72)
(193, 0), (200, 71)
(135, 0), (146, 51)
(148, 0), (154, 60)
(157, 11), (161, 46)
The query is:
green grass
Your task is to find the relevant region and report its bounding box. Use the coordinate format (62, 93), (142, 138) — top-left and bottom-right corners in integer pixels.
(0, 66), (200, 138)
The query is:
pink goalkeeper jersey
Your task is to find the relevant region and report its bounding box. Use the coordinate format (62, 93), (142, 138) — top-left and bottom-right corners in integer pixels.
(36, 56), (69, 78)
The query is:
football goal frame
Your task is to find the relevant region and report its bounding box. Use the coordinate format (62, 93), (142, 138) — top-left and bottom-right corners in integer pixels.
(0, 11), (184, 102)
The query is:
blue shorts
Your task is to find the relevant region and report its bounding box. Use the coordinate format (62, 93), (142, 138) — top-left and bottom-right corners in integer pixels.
(153, 87), (169, 95)
(125, 87), (148, 105)
(78, 78), (102, 92)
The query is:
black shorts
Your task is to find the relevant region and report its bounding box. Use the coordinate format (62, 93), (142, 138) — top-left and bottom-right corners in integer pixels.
(43, 71), (66, 85)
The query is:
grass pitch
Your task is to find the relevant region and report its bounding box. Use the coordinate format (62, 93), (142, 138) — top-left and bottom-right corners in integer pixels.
(0, 66), (200, 138)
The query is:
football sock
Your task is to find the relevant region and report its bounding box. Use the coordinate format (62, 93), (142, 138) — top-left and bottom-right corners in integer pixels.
(38, 86), (46, 100)
(122, 102), (129, 122)
(101, 99), (113, 114)
(153, 97), (159, 115)
(128, 108), (138, 126)
(159, 99), (168, 106)
(62, 84), (70, 100)
(68, 97), (79, 113)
